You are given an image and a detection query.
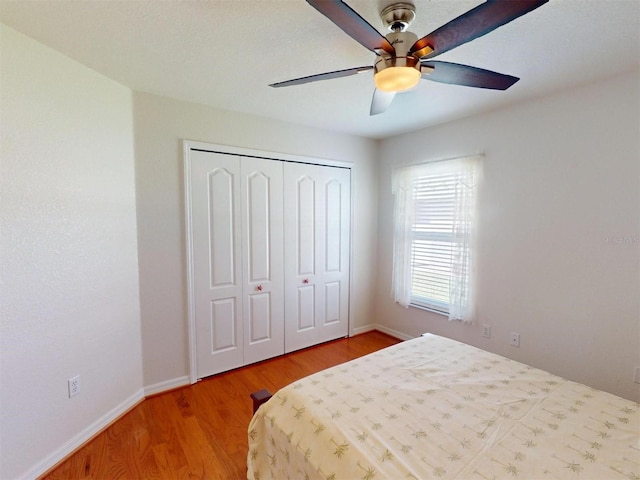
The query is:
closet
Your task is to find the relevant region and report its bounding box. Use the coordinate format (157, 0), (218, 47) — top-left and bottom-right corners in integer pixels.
(185, 143), (351, 380)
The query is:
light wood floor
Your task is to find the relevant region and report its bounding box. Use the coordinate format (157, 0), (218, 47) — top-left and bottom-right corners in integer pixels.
(42, 331), (401, 479)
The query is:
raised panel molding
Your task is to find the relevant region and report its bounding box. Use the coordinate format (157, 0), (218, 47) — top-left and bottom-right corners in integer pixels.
(297, 176), (315, 276)
(325, 179), (341, 273)
(248, 292), (271, 343)
(247, 171), (270, 283)
(208, 168), (235, 287)
(210, 298), (237, 352)
(297, 285), (315, 331)
(324, 281), (340, 325)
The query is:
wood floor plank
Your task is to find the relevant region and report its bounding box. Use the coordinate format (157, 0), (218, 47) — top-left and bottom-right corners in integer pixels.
(41, 331), (401, 479)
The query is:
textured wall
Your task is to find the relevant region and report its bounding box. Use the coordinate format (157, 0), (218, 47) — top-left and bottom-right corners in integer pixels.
(375, 72), (640, 402)
(0, 25), (143, 479)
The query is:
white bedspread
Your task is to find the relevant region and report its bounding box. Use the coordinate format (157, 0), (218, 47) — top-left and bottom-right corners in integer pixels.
(248, 334), (640, 479)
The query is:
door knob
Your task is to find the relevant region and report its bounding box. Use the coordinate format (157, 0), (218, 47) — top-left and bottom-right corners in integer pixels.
(256, 285), (263, 291)
(302, 278), (309, 284)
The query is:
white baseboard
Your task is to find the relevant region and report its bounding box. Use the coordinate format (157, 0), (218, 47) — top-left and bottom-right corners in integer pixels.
(20, 388), (145, 480)
(144, 376), (191, 397)
(351, 324), (378, 336)
(371, 324), (415, 341)
(351, 324), (414, 342)
(21, 377), (191, 479)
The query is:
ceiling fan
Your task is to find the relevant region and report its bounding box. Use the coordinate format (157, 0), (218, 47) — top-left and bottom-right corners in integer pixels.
(270, 0), (548, 115)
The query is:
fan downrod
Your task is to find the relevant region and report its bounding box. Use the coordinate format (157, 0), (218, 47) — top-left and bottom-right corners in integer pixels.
(380, 2), (416, 32)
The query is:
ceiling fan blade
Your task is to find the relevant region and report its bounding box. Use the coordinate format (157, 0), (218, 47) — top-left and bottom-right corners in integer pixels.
(421, 61), (519, 90)
(409, 0), (549, 59)
(270, 66), (373, 88)
(370, 88), (396, 115)
(306, 0), (395, 56)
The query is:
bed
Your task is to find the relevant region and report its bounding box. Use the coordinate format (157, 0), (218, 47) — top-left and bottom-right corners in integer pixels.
(247, 333), (639, 479)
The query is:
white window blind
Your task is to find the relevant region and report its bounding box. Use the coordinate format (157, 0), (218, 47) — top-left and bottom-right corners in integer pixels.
(392, 156), (479, 322)
(411, 170), (458, 312)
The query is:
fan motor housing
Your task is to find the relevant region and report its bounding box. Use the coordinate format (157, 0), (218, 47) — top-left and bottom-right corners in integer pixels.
(384, 31), (418, 57)
(381, 2), (416, 32)
(374, 30), (421, 92)
(374, 55), (420, 75)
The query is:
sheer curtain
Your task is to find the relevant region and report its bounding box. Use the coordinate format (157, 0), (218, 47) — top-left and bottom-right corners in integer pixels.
(391, 156), (479, 321)
(391, 168), (415, 308)
(448, 157), (478, 322)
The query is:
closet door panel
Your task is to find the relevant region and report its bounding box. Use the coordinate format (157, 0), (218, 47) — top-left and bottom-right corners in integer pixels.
(241, 157), (285, 365)
(190, 150), (244, 378)
(284, 162), (350, 353)
(321, 166), (350, 336)
(284, 163), (315, 352)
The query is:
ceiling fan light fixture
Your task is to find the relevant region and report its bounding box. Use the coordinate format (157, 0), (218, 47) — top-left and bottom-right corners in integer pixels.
(374, 56), (420, 92)
(374, 67), (420, 92)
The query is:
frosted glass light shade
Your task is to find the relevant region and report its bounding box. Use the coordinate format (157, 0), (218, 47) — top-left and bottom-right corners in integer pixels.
(374, 66), (421, 92)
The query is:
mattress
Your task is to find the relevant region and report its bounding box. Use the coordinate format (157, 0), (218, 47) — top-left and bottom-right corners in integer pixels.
(247, 334), (639, 479)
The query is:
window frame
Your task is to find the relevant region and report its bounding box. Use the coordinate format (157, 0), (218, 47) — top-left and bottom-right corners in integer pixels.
(391, 155), (479, 321)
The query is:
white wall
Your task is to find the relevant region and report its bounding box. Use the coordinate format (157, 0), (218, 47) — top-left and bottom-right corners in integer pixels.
(0, 25), (143, 480)
(375, 71), (640, 401)
(132, 92), (379, 389)
(2, 17), (637, 479)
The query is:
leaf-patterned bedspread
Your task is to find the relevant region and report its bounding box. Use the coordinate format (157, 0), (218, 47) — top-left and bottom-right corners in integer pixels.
(247, 334), (639, 479)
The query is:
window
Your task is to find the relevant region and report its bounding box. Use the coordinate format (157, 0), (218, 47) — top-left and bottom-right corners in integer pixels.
(391, 156), (479, 322)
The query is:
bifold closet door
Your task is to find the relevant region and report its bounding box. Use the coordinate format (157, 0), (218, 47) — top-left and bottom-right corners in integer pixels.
(189, 150), (284, 379)
(283, 162), (351, 353)
(241, 157), (285, 365)
(190, 150), (244, 378)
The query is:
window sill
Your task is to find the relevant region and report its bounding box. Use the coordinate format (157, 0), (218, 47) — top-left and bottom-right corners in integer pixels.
(409, 303), (448, 317)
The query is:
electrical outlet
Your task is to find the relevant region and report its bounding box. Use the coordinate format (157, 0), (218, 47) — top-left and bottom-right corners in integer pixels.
(509, 332), (520, 347)
(68, 375), (80, 398)
(482, 324), (491, 338)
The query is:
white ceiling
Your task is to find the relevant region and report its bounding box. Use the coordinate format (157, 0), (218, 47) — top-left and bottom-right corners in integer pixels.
(1, 0), (639, 139)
